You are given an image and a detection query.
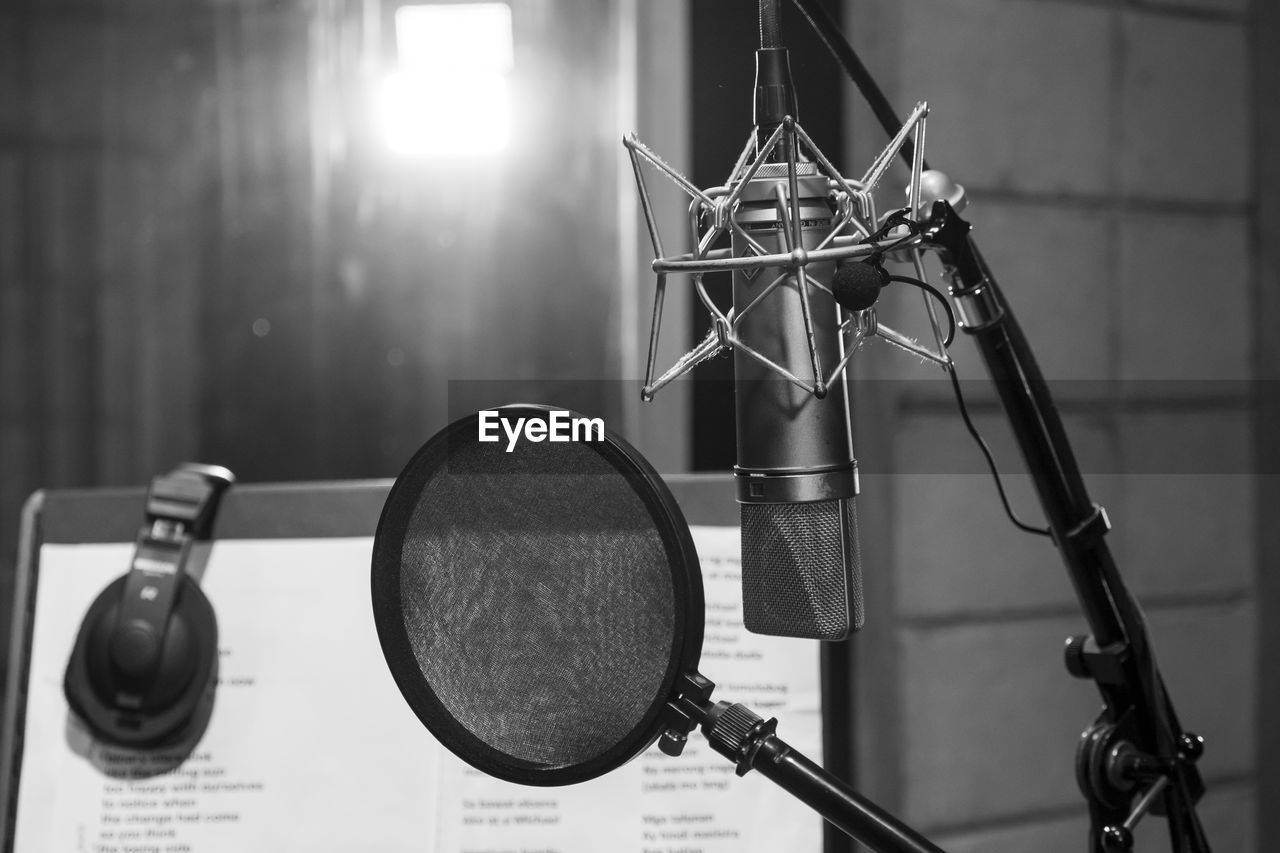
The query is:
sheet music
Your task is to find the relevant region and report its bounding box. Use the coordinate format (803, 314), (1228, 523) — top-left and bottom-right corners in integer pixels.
(13, 527), (822, 853)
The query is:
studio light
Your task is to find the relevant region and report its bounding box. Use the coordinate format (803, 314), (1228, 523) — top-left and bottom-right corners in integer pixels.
(377, 3), (514, 158)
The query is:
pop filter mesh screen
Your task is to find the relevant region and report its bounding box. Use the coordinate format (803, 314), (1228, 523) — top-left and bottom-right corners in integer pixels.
(375, 411), (697, 783)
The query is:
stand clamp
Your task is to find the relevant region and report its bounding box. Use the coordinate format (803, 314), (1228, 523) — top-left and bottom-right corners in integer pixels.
(659, 674), (780, 776)
(1074, 712), (1205, 851)
(658, 672), (716, 756)
(657, 672), (944, 852)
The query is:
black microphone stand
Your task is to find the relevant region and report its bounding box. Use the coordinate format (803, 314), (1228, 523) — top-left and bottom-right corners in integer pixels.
(661, 673), (946, 853)
(788, 1), (1213, 849)
(920, 205), (1209, 852)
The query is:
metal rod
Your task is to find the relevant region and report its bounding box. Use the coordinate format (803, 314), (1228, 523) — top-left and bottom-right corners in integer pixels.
(653, 234), (926, 273)
(722, 122), (790, 213)
(624, 135), (715, 208)
(861, 102), (929, 196)
(643, 325), (722, 398)
(873, 323), (948, 366)
(643, 272), (668, 391)
(734, 271), (790, 327)
(1124, 776), (1171, 833)
(751, 736), (946, 853)
(627, 140), (665, 258)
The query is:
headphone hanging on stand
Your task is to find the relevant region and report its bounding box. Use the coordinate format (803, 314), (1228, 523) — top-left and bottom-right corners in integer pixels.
(64, 463), (234, 748)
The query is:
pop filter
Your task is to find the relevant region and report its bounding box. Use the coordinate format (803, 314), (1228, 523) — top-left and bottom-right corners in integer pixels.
(372, 405), (941, 852)
(371, 405), (703, 786)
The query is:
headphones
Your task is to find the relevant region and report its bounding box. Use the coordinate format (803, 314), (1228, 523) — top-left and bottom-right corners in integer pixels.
(64, 464), (234, 748)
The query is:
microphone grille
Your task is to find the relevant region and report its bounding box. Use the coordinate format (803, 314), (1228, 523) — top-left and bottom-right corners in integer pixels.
(739, 498), (864, 641)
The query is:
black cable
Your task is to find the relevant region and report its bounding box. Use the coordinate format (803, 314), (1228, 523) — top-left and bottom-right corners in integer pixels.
(759, 0), (781, 49)
(791, 11), (1044, 538)
(944, 362), (1051, 537)
(886, 275), (955, 347)
(853, 212), (955, 345)
(789, 0), (926, 171)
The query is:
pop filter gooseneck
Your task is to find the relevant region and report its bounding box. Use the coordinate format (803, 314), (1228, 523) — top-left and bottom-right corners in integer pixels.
(371, 405), (941, 852)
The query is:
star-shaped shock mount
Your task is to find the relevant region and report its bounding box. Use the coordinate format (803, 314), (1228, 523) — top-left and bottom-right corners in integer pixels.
(624, 101), (953, 402)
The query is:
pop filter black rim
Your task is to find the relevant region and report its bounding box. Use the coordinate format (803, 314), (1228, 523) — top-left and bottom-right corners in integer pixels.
(371, 404), (704, 786)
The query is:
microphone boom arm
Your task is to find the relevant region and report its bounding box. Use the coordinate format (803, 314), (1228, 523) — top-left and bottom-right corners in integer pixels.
(782, 4), (1214, 847)
(920, 201), (1210, 853)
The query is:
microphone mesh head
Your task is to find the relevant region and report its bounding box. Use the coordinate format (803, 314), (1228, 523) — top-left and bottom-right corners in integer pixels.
(372, 408), (703, 786)
(739, 498), (863, 641)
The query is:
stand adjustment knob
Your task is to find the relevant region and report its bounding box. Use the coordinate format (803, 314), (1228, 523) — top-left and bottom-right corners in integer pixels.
(1063, 634), (1129, 685)
(1065, 635), (1091, 679)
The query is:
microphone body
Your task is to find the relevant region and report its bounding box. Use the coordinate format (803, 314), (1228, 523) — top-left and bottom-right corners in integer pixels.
(732, 165), (863, 641)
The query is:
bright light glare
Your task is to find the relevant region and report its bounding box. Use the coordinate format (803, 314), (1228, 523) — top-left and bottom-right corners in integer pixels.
(378, 71), (510, 156)
(395, 4), (513, 74)
(378, 3), (514, 158)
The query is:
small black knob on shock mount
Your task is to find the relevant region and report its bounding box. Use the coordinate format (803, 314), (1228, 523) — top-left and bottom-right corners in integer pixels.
(1101, 824), (1134, 852)
(1180, 732), (1205, 763)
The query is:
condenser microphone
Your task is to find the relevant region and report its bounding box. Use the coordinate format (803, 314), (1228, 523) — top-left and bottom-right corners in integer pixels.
(732, 43), (863, 642)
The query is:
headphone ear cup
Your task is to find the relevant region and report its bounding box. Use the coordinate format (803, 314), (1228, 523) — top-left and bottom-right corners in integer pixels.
(65, 575), (218, 748)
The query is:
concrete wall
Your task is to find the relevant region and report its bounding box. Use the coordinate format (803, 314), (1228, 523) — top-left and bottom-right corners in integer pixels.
(844, 0), (1261, 848)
